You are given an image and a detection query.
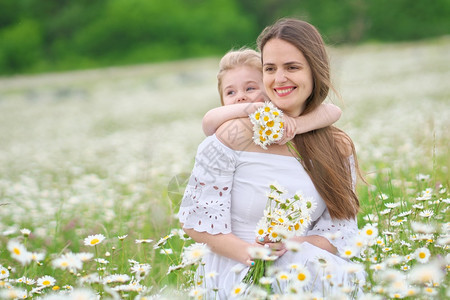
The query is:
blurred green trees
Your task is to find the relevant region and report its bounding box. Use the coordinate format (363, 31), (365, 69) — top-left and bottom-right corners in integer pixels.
(0, 0), (449, 75)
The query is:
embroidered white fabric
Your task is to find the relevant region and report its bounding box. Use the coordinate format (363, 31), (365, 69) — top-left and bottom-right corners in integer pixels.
(178, 135), (364, 298)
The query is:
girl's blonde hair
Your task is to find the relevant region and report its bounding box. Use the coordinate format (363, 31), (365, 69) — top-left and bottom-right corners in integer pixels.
(217, 48), (261, 105)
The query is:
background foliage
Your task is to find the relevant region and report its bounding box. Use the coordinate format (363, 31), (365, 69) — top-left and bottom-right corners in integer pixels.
(0, 0), (449, 75)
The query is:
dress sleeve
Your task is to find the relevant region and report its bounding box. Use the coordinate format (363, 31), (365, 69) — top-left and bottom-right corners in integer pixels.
(178, 136), (235, 235)
(306, 155), (359, 254)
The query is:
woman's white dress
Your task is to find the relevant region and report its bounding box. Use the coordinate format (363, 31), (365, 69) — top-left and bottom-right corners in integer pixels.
(178, 135), (364, 298)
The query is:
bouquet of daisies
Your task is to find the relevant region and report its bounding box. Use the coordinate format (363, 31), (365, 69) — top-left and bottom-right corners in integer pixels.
(249, 101), (284, 149)
(242, 183), (316, 287)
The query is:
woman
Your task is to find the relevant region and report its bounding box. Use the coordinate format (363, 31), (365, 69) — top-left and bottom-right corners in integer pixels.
(178, 18), (364, 298)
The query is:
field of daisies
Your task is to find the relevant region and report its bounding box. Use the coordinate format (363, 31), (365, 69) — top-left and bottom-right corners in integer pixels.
(0, 36), (449, 299)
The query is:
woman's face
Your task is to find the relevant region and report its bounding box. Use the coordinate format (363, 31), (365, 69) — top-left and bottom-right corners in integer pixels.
(262, 38), (313, 117)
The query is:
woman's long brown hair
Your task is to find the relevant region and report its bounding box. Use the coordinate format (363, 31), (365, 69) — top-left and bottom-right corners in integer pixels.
(257, 18), (361, 220)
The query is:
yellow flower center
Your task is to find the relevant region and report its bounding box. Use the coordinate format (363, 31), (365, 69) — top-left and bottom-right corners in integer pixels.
(90, 238), (99, 245)
(265, 130), (272, 135)
(264, 116), (269, 122)
(366, 229), (373, 235)
(257, 229), (265, 235)
(266, 120), (274, 127)
(419, 252), (426, 259)
(61, 262), (69, 267)
(234, 288), (241, 294)
(264, 107), (270, 112)
(52, 286), (60, 291)
(255, 113), (260, 120)
(13, 248), (21, 255)
(297, 273), (306, 281)
(345, 250), (352, 256)
(42, 280), (51, 286)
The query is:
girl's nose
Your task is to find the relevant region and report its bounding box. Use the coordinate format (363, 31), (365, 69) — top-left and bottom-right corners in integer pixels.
(236, 93), (247, 102)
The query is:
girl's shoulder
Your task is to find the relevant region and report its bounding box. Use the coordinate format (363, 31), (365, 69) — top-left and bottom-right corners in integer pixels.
(215, 117), (256, 151)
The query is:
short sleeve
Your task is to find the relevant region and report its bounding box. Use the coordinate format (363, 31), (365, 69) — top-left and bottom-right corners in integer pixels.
(178, 135), (236, 235)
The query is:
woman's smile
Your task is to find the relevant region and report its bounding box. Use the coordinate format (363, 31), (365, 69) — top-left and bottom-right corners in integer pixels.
(274, 86), (296, 97)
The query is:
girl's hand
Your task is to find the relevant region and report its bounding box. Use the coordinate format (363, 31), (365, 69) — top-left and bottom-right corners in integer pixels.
(277, 114), (297, 145)
(255, 236), (287, 257)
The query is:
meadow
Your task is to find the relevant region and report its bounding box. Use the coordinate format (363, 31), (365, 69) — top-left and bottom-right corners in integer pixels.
(0, 37), (448, 299)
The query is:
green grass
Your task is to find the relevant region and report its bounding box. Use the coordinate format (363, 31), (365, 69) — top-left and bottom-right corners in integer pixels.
(0, 38), (448, 299)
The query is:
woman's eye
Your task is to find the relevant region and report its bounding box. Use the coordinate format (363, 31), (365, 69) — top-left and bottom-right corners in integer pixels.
(264, 67), (275, 72)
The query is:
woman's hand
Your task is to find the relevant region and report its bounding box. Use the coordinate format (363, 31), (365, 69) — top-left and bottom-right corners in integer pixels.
(277, 114), (297, 145)
(255, 236), (287, 257)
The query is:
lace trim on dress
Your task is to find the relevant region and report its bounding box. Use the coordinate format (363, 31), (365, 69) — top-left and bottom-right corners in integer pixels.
(178, 136), (235, 235)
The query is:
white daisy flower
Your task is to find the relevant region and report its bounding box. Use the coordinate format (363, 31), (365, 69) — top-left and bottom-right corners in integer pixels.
(230, 282), (247, 297)
(378, 193), (389, 200)
(189, 287), (206, 298)
(409, 259), (445, 284)
(0, 266), (9, 279)
(20, 228), (31, 237)
(159, 248), (173, 255)
(135, 238), (153, 244)
(285, 240), (303, 252)
(103, 274), (130, 284)
(77, 252), (94, 262)
(83, 234), (105, 246)
(276, 271), (291, 282)
(294, 266), (311, 286)
(361, 224), (378, 241)
(117, 235), (128, 240)
(94, 258), (109, 264)
(341, 246), (358, 259)
(7, 240), (32, 265)
(247, 246), (271, 260)
(414, 247), (431, 263)
(259, 276), (274, 285)
(37, 275), (56, 287)
(411, 221), (435, 234)
(52, 252), (83, 271)
(182, 243), (210, 264)
(418, 209), (434, 218)
(384, 202), (400, 208)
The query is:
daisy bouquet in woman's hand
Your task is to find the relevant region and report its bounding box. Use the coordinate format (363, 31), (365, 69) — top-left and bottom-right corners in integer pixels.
(242, 183), (316, 287)
(249, 101), (284, 149)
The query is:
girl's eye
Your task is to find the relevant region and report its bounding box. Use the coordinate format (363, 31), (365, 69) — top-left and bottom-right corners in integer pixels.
(226, 90), (235, 96)
(246, 87), (256, 92)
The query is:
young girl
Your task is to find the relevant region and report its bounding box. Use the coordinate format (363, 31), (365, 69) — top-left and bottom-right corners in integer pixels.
(179, 20), (365, 298)
(202, 48), (342, 142)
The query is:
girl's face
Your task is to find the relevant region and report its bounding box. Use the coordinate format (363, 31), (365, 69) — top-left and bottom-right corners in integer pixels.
(262, 38), (313, 117)
(221, 66), (265, 106)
